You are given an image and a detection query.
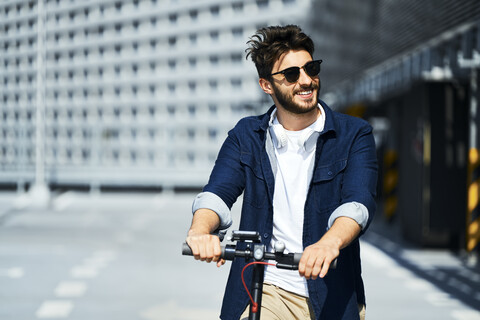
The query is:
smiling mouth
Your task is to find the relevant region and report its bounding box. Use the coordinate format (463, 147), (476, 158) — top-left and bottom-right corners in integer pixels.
(295, 90), (315, 99)
(296, 90), (313, 96)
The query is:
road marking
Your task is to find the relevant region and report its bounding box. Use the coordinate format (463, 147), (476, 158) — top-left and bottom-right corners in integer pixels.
(54, 281), (87, 298)
(70, 266), (98, 279)
(360, 241), (396, 268)
(92, 250), (117, 261)
(71, 250), (117, 278)
(0, 267), (24, 278)
(386, 267), (413, 279)
(425, 292), (461, 307)
(36, 300), (73, 318)
(451, 309), (480, 320)
(140, 300), (218, 320)
(405, 278), (435, 291)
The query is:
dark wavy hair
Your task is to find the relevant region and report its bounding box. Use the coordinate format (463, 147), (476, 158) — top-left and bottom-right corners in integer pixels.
(245, 25), (314, 80)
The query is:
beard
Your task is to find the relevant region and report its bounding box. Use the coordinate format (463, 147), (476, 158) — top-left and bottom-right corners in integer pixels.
(271, 80), (321, 115)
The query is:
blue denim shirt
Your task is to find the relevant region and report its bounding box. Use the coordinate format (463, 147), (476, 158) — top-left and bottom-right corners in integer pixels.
(201, 101), (377, 320)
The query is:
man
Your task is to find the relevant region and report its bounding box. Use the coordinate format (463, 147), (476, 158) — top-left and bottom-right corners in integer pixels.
(186, 25), (377, 320)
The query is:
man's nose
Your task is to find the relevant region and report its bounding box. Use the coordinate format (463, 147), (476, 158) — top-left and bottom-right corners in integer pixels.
(297, 67), (313, 85)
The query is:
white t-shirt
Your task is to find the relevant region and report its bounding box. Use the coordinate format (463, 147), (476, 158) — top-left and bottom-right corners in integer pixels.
(264, 107), (325, 297)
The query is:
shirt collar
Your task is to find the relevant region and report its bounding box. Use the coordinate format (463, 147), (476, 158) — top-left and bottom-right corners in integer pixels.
(268, 103), (326, 152)
(268, 103), (326, 132)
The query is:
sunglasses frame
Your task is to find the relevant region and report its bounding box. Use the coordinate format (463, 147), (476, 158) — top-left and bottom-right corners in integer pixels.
(270, 59), (323, 83)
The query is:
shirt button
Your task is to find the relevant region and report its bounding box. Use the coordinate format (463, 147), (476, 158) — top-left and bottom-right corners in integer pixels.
(328, 171), (333, 176)
(263, 233), (269, 238)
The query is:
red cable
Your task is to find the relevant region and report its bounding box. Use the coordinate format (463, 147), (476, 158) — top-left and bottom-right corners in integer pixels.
(241, 261), (275, 313)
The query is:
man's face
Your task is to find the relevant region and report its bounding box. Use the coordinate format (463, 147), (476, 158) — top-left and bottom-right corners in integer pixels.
(269, 50), (320, 115)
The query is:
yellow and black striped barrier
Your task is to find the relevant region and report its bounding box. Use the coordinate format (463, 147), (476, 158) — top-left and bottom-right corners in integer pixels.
(467, 147), (480, 252)
(383, 149), (398, 221)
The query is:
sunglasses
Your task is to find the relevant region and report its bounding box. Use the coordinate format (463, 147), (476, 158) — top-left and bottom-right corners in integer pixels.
(270, 59), (323, 83)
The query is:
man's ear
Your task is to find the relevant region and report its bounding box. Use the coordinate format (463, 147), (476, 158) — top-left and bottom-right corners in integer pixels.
(259, 78), (273, 95)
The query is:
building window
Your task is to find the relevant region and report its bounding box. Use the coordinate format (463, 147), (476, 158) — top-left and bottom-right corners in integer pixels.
(232, 2), (243, 12)
(232, 27), (243, 38)
(208, 128), (218, 140)
(189, 9), (198, 21)
(210, 5), (220, 17)
(188, 105), (196, 116)
(209, 80), (218, 91)
(169, 13), (177, 24)
(209, 55), (219, 65)
(209, 104), (217, 114)
(189, 33), (197, 45)
(231, 53), (242, 64)
(167, 105), (175, 117)
(188, 81), (196, 92)
(231, 78), (242, 89)
(256, 0), (269, 8)
(210, 31), (219, 42)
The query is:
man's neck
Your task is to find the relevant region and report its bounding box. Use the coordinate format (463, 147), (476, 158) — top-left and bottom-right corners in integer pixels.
(275, 105), (321, 131)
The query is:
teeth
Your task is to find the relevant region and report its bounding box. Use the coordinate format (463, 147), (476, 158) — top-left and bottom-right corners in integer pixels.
(297, 91), (312, 95)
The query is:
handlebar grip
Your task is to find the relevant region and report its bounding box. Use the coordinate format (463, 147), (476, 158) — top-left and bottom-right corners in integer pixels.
(291, 253), (337, 269)
(182, 243), (193, 256)
(182, 243), (230, 259)
(293, 253), (302, 266)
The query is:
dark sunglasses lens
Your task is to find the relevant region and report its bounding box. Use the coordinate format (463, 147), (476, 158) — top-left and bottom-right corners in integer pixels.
(283, 67), (300, 82)
(305, 61), (321, 77)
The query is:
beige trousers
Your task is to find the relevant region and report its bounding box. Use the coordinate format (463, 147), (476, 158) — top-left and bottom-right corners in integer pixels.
(240, 283), (366, 320)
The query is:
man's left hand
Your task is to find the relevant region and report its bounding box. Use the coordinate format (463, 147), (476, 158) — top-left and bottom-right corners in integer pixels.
(298, 216), (362, 279)
(298, 237), (340, 280)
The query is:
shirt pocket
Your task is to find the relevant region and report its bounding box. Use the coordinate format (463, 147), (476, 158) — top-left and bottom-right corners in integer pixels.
(240, 152), (267, 208)
(311, 159), (348, 207)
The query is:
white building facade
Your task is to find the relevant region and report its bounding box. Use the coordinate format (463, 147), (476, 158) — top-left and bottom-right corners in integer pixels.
(0, 0), (312, 190)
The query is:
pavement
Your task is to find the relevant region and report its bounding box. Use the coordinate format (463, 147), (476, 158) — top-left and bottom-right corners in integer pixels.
(0, 191), (479, 319)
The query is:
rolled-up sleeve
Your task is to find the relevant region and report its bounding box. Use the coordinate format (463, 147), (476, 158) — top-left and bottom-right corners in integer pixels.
(192, 191), (233, 230)
(328, 201), (369, 230)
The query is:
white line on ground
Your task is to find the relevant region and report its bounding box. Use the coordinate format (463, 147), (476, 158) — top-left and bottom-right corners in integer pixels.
(404, 278), (435, 291)
(360, 241), (397, 268)
(0, 267), (24, 278)
(36, 300), (73, 318)
(71, 250), (116, 278)
(70, 266), (98, 279)
(451, 309), (480, 320)
(425, 292), (461, 307)
(54, 281), (87, 298)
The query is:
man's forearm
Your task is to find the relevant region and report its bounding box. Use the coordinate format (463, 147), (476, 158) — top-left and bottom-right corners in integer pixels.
(188, 208), (221, 236)
(322, 216), (362, 250)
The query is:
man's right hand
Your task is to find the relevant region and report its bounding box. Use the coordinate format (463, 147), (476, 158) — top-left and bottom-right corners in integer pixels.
(186, 208), (225, 267)
(186, 231), (225, 267)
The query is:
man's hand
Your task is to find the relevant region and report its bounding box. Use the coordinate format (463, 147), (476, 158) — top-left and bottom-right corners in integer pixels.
(186, 230), (225, 267)
(298, 216), (362, 279)
(298, 237), (340, 279)
(186, 208), (225, 267)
